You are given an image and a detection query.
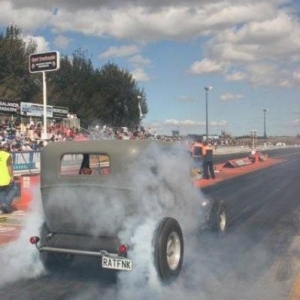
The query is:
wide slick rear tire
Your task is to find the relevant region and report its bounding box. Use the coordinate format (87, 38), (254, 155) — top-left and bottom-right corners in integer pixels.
(153, 217), (184, 283)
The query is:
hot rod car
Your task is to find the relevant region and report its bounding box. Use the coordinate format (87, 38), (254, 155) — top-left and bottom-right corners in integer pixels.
(30, 140), (227, 283)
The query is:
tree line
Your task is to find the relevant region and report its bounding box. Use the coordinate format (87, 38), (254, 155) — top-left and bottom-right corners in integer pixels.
(0, 25), (148, 128)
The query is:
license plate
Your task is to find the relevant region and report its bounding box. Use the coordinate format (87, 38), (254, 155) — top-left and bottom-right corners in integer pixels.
(102, 256), (132, 271)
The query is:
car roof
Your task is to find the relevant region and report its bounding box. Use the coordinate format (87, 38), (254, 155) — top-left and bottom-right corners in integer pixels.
(40, 139), (173, 188)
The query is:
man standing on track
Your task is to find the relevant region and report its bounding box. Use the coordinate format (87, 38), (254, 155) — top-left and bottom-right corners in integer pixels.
(0, 141), (18, 214)
(190, 139), (204, 178)
(202, 141), (215, 179)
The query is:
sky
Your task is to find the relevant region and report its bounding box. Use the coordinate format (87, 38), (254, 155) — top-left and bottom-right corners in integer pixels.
(1, 0), (300, 137)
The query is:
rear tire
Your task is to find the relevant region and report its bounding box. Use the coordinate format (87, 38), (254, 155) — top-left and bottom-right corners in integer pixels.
(40, 223), (74, 272)
(209, 200), (228, 235)
(153, 217), (184, 283)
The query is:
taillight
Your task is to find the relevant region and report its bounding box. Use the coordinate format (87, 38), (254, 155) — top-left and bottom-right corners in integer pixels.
(118, 244), (128, 256)
(30, 236), (40, 244)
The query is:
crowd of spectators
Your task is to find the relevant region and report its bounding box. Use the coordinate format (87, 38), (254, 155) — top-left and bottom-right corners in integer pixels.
(91, 124), (153, 140)
(2, 115), (252, 154)
(0, 117), (82, 152)
(89, 124), (183, 142)
(0, 117), (183, 152)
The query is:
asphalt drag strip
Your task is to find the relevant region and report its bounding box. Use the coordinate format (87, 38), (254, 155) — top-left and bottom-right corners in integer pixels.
(0, 210), (27, 246)
(0, 148), (300, 300)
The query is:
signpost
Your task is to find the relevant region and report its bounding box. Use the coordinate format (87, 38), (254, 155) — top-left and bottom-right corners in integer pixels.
(29, 51), (60, 140)
(29, 51), (60, 73)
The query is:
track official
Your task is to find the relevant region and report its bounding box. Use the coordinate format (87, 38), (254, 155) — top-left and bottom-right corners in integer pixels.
(190, 140), (203, 176)
(0, 141), (18, 213)
(202, 141), (215, 179)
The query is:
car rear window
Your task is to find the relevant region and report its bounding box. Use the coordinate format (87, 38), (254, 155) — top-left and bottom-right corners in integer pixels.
(60, 153), (110, 176)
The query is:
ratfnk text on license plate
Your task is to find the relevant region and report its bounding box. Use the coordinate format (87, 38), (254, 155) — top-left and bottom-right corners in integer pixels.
(102, 256), (132, 271)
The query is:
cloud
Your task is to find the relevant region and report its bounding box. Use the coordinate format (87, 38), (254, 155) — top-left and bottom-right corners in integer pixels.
(0, 1), (282, 42)
(279, 69), (300, 87)
(54, 34), (72, 49)
(225, 71), (247, 82)
(131, 67), (150, 82)
(145, 119), (228, 135)
(289, 119), (300, 126)
(292, 70), (300, 83)
(145, 119), (204, 135)
(0, 1), (52, 32)
(128, 54), (151, 82)
(23, 35), (50, 53)
(2, 0), (300, 88)
(193, 7), (300, 87)
(219, 93), (244, 102)
(128, 55), (151, 83)
(98, 48), (151, 81)
(209, 42), (257, 63)
(203, 2), (277, 30)
(164, 119), (204, 126)
(128, 55), (151, 67)
(99, 45), (151, 82)
(99, 45), (140, 59)
(211, 12), (300, 62)
(210, 120), (228, 127)
(279, 79), (292, 87)
(246, 63), (279, 87)
(189, 59), (224, 74)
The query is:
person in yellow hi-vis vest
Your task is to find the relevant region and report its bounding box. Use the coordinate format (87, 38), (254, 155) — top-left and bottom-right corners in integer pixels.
(0, 141), (18, 214)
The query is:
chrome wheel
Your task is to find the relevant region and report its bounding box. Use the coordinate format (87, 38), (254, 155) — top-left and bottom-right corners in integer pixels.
(166, 232), (181, 271)
(219, 209), (227, 233)
(154, 217), (184, 283)
(209, 200), (228, 234)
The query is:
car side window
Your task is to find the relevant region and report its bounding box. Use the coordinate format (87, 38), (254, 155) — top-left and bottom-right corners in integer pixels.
(60, 153), (110, 176)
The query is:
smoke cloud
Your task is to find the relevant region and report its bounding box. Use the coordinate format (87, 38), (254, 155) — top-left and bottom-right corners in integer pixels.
(0, 142), (282, 300)
(0, 188), (45, 287)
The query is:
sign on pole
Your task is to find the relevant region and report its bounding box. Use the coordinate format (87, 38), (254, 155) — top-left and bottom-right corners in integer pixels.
(29, 51), (60, 141)
(29, 51), (60, 73)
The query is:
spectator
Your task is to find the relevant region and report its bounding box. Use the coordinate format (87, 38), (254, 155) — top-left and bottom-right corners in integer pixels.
(190, 139), (204, 177)
(202, 141), (215, 179)
(22, 141), (33, 151)
(0, 141), (18, 213)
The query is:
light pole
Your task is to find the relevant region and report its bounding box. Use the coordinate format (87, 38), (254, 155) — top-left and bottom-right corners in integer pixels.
(137, 95), (143, 118)
(263, 109), (268, 139)
(250, 130), (257, 152)
(204, 86), (212, 140)
(137, 95), (143, 128)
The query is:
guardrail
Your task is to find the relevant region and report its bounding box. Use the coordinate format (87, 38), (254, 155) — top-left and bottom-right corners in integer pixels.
(12, 145), (299, 175)
(214, 145), (300, 155)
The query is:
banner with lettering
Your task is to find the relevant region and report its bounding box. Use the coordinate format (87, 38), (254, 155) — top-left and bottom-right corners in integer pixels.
(20, 102), (53, 117)
(0, 100), (19, 113)
(12, 151), (41, 174)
